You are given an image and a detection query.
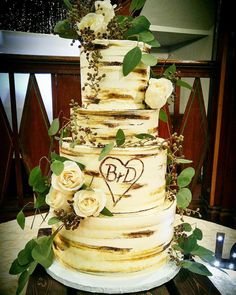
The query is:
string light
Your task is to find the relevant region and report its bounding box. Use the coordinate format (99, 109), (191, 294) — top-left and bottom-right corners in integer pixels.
(0, 0), (67, 34)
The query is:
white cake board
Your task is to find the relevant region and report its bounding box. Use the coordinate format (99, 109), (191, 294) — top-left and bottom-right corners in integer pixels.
(46, 260), (180, 293)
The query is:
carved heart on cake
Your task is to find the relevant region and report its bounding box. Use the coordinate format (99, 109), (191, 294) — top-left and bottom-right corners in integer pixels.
(99, 156), (144, 205)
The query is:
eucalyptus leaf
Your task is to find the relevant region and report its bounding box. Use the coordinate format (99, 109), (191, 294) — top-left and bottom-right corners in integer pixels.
(129, 0), (146, 13)
(182, 222), (192, 232)
(176, 158), (193, 164)
(159, 109), (168, 122)
(176, 79), (192, 90)
(191, 245), (215, 263)
(29, 166), (41, 186)
(63, 0), (72, 10)
(9, 259), (29, 275)
(164, 64), (176, 77)
(181, 260), (212, 276)
(146, 38), (161, 48)
(34, 194), (47, 209)
(123, 46), (142, 76)
(116, 129), (125, 147)
(48, 217), (60, 225)
(178, 234), (197, 254)
(16, 270), (29, 295)
(176, 187), (192, 209)
(193, 228), (203, 240)
(100, 207), (114, 217)
(48, 118), (59, 136)
(33, 176), (48, 193)
(172, 244), (183, 252)
(135, 133), (156, 140)
(16, 210), (25, 230)
(124, 16), (150, 38)
(141, 53), (157, 66)
(32, 236), (54, 269)
(51, 160), (64, 176)
(99, 142), (115, 161)
(177, 167), (195, 188)
(54, 19), (78, 39)
(138, 30), (155, 43)
(17, 239), (37, 266)
(51, 152), (85, 170)
(28, 261), (38, 276)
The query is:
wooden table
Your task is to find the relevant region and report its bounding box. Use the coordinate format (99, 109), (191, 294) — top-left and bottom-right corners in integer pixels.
(1, 214), (236, 295)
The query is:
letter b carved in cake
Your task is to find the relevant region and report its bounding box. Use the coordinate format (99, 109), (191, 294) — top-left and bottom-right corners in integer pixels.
(99, 157), (144, 205)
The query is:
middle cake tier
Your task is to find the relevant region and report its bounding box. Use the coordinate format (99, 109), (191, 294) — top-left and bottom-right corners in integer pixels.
(61, 141), (167, 214)
(70, 108), (160, 145)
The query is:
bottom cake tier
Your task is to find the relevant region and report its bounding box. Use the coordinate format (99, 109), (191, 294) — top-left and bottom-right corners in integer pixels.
(52, 199), (176, 274)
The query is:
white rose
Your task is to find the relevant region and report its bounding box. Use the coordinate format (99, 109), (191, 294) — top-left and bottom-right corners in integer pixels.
(51, 161), (84, 194)
(145, 78), (173, 109)
(73, 189), (106, 217)
(77, 13), (106, 36)
(46, 187), (73, 211)
(95, 0), (115, 23)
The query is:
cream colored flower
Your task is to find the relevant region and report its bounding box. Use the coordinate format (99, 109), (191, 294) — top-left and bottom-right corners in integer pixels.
(76, 13), (106, 36)
(51, 161), (84, 194)
(95, 0), (115, 24)
(145, 78), (173, 109)
(45, 187), (73, 211)
(73, 189), (106, 217)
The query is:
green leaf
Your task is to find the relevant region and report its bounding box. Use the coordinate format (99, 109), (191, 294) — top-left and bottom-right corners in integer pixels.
(179, 234), (197, 254)
(176, 187), (192, 209)
(193, 228), (203, 240)
(181, 260), (212, 276)
(48, 118), (59, 136)
(48, 217), (60, 225)
(164, 64), (176, 77)
(63, 0), (72, 10)
(51, 160), (64, 176)
(191, 245), (215, 263)
(32, 236), (54, 269)
(100, 207), (114, 216)
(34, 193), (47, 209)
(54, 19), (78, 39)
(99, 142), (115, 161)
(123, 46), (142, 76)
(18, 239), (37, 266)
(124, 16), (150, 38)
(176, 158), (193, 164)
(138, 30), (155, 43)
(176, 79), (192, 90)
(141, 53), (157, 66)
(28, 261), (38, 276)
(9, 259), (29, 275)
(129, 0), (146, 13)
(51, 152), (85, 170)
(28, 166), (41, 186)
(16, 270), (29, 295)
(177, 167), (195, 188)
(159, 109), (168, 122)
(116, 129), (125, 147)
(135, 133), (156, 140)
(33, 176), (48, 193)
(146, 38), (161, 47)
(16, 210), (25, 230)
(182, 222), (192, 232)
(172, 244), (183, 252)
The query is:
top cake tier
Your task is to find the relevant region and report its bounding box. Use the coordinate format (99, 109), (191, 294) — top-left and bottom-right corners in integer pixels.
(80, 39), (151, 110)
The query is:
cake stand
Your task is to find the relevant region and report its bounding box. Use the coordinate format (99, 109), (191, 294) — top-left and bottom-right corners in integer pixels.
(46, 260), (180, 294)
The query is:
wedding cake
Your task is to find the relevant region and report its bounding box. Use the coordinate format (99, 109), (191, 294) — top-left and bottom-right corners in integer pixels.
(49, 38), (176, 274)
